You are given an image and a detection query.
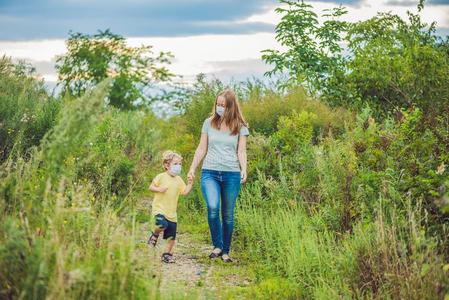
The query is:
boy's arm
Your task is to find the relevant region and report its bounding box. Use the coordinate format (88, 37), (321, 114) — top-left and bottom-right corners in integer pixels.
(149, 183), (167, 193)
(181, 182), (193, 196)
(149, 175), (168, 193)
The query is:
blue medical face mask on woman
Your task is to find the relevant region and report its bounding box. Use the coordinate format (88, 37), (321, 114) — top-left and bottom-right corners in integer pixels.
(216, 106), (225, 117)
(170, 164), (181, 175)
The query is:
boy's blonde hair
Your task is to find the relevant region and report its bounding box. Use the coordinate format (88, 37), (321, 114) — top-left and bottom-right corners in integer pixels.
(162, 150), (183, 170)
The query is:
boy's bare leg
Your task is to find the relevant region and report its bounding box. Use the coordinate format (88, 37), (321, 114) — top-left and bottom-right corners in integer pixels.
(165, 238), (175, 253)
(148, 227), (163, 246)
(153, 227), (163, 236)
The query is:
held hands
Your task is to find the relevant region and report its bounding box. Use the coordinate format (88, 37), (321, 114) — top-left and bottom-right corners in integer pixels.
(240, 170), (247, 184)
(187, 169), (195, 183)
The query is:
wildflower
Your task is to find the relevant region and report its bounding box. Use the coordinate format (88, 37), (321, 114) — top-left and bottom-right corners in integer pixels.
(436, 163), (446, 175)
(20, 113), (29, 123)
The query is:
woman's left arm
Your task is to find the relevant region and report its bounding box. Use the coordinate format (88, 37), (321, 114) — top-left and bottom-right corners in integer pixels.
(237, 135), (247, 184)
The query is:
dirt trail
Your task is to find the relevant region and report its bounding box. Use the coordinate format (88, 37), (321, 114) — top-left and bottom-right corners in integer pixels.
(136, 199), (252, 299)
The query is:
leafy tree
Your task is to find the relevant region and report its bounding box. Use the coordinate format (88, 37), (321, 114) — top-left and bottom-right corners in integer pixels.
(56, 29), (174, 110)
(345, 9), (449, 116)
(263, 0), (449, 117)
(262, 1), (348, 97)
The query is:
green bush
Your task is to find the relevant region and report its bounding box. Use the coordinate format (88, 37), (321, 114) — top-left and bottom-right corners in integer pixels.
(234, 96), (448, 298)
(0, 57), (60, 162)
(263, 1), (449, 117)
(271, 111), (317, 153)
(0, 75), (160, 298)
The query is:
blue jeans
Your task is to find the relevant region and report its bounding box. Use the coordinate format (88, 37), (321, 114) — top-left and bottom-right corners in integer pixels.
(200, 169), (241, 254)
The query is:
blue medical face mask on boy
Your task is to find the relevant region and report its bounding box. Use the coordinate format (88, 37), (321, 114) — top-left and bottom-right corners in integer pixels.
(216, 106), (225, 117)
(170, 164), (182, 175)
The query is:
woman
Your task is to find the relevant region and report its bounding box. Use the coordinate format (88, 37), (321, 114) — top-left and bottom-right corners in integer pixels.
(187, 89), (249, 263)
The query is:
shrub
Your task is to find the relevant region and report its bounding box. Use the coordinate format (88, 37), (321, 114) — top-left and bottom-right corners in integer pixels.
(271, 111), (317, 153)
(0, 57), (60, 162)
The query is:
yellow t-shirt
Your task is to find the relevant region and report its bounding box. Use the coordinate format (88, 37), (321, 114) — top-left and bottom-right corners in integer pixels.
(151, 172), (186, 222)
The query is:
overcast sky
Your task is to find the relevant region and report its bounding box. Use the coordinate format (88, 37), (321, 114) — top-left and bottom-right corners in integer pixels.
(1, 0), (448, 86)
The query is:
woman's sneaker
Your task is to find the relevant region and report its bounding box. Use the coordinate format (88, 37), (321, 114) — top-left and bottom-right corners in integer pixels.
(221, 254), (233, 263)
(161, 252), (175, 263)
(209, 248), (223, 259)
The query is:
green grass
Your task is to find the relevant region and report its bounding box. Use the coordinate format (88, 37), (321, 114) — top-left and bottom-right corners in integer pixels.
(1, 58), (448, 299)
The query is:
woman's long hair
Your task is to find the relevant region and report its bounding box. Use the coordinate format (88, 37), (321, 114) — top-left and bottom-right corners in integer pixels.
(210, 89), (248, 135)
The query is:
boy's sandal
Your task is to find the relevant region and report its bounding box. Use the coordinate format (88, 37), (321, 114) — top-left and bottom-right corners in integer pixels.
(161, 252), (175, 263)
(221, 254), (233, 263)
(209, 248), (223, 259)
(147, 232), (159, 247)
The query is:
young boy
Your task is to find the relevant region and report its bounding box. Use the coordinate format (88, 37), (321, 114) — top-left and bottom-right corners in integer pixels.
(148, 150), (193, 263)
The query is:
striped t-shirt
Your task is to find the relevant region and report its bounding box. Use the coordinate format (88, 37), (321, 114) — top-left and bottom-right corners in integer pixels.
(201, 118), (249, 172)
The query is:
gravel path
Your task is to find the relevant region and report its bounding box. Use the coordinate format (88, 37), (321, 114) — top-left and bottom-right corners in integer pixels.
(136, 199), (252, 299)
